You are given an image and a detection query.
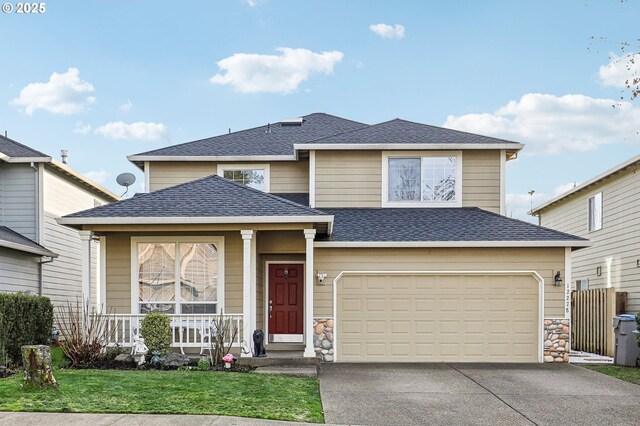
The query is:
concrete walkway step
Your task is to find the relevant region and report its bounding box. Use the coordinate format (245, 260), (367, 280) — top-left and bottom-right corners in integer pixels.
(254, 366), (318, 377)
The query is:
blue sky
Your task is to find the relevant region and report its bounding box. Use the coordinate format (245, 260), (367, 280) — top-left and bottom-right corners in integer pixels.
(1, 0), (639, 221)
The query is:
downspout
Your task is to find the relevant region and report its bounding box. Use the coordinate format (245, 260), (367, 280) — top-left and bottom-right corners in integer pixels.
(32, 162), (46, 296)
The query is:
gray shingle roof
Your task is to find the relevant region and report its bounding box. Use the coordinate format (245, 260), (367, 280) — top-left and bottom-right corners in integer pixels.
(272, 193), (310, 206)
(0, 226), (57, 256)
(64, 175), (329, 219)
(132, 113), (367, 158)
(309, 119), (522, 145)
(316, 208), (587, 242)
(0, 135), (49, 158)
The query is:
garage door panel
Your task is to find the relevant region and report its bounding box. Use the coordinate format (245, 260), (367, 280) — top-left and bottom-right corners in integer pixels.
(337, 274), (539, 362)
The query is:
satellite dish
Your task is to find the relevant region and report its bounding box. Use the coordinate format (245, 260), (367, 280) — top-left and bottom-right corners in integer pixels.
(116, 173), (136, 196)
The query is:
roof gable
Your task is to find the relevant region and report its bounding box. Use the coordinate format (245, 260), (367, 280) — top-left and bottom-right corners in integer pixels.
(63, 174), (329, 220)
(307, 118), (522, 146)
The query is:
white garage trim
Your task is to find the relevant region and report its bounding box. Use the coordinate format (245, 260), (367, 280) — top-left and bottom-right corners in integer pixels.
(332, 270), (545, 363)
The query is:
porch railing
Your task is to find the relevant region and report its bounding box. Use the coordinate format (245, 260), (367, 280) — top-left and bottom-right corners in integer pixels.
(104, 313), (243, 354)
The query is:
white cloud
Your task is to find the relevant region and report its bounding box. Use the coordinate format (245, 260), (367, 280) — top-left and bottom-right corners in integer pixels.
(11, 68), (96, 115)
(444, 93), (640, 155)
(84, 170), (110, 185)
(554, 181), (579, 196)
(245, 0), (263, 5)
(505, 191), (546, 223)
(73, 121), (92, 135)
(94, 121), (167, 141)
(599, 52), (640, 88)
(369, 23), (405, 40)
(119, 100), (133, 112)
(210, 47), (344, 94)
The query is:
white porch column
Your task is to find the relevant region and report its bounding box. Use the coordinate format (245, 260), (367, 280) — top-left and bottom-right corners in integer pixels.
(241, 230), (256, 357)
(78, 230), (92, 307)
(303, 229), (316, 358)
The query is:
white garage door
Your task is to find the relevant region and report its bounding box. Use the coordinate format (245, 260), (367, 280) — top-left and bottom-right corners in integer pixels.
(337, 273), (539, 362)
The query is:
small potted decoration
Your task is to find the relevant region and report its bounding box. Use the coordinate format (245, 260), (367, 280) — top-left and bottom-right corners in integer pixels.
(222, 353), (236, 370)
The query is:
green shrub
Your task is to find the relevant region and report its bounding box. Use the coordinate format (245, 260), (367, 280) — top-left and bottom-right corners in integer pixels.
(197, 359), (210, 371)
(0, 293), (54, 363)
(140, 313), (172, 355)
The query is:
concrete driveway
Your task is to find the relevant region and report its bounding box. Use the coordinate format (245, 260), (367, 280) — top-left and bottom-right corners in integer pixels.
(319, 363), (640, 426)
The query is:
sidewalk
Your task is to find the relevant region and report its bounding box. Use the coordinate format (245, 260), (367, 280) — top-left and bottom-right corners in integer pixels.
(0, 412), (329, 426)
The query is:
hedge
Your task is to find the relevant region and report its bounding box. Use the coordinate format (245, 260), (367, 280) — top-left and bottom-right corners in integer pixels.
(0, 293), (54, 363)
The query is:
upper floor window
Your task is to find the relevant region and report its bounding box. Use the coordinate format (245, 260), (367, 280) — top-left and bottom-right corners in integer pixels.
(383, 152), (462, 207)
(217, 164), (270, 192)
(588, 192), (602, 232)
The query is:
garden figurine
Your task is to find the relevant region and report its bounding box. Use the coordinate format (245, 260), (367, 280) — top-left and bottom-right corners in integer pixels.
(132, 337), (149, 366)
(222, 353), (235, 369)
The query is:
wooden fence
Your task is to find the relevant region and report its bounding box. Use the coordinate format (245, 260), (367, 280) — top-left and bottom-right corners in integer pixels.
(571, 288), (627, 356)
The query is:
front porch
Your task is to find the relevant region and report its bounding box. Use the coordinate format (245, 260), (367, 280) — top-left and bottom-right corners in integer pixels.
(79, 226), (323, 359)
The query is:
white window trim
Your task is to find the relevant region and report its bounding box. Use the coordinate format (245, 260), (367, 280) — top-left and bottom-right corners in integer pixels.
(381, 151), (463, 208)
(587, 191), (603, 233)
(130, 236), (225, 315)
(575, 278), (589, 291)
(217, 163), (271, 192)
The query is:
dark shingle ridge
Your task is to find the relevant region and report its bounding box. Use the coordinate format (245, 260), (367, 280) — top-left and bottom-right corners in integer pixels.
(65, 174), (329, 218)
(307, 118), (522, 145)
(0, 134), (49, 158)
(132, 113), (368, 157)
(316, 207), (586, 242)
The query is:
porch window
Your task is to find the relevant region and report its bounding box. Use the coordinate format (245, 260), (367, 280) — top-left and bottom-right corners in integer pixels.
(383, 152), (462, 207)
(218, 164), (269, 192)
(136, 238), (223, 314)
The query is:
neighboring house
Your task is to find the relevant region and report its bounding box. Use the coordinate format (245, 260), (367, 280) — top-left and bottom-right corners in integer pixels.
(0, 135), (120, 307)
(531, 154), (640, 314)
(58, 113), (587, 363)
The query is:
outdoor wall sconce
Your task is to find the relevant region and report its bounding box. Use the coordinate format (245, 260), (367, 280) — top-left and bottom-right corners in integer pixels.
(316, 272), (328, 284)
(596, 266), (602, 276)
(553, 271), (563, 287)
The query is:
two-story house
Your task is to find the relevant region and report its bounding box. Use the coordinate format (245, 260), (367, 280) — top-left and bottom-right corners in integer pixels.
(59, 113), (587, 363)
(531, 154), (640, 314)
(0, 135), (119, 307)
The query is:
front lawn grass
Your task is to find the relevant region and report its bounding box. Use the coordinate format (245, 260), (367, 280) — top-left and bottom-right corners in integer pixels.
(0, 369), (324, 423)
(584, 365), (640, 386)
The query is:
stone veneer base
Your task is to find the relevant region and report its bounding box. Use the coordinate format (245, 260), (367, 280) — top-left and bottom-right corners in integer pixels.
(544, 319), (570, 363)
(313, 319), (334, 362)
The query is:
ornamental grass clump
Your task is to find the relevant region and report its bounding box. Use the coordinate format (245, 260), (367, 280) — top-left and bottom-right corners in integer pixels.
(140, 313), (172, 355)
(56, 299), (114, 367)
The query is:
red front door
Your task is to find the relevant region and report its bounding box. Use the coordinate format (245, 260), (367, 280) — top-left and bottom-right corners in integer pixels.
(268, 263), (304, 337)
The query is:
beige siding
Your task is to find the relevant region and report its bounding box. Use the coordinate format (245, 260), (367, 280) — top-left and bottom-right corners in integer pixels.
(315, 151), (382, 208)
(314, 150), (502, 210)
(105, 232), (243, 314)
(148, 162), (216, 191)
(148, 161), (309, 193)
(314, 247), (565, 318)
(462, 150), (501, 213)
(270, 160), (309, 193)
(43, 168), (110, 307)
(539, 167), (640, 313)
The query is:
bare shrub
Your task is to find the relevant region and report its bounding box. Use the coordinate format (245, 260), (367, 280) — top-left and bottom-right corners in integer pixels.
(208, 311), (238, 366)
(56, 299), (115, 367)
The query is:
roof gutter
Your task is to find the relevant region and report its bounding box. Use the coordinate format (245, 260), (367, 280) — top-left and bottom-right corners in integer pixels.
(57, 214), (334, 229)
(314, 240), (591, 248)
(296, 143), (525, 150)
(0, 240), (58, 258)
